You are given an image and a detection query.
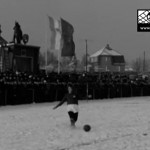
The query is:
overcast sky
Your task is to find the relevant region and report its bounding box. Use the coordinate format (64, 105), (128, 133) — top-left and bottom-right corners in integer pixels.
(0, 0), (150, 62)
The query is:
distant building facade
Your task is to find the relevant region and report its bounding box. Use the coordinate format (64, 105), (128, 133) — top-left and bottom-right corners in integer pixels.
(6, 43), (40, 73)
(90, 44), (125, 72)
(0, 42), (40, 73)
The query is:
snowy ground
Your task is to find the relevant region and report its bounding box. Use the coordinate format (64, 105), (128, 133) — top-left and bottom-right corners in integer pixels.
(1, 97), (150, 150)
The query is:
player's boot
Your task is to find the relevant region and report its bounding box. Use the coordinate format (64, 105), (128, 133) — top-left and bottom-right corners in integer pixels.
(70, 118), (75, 127)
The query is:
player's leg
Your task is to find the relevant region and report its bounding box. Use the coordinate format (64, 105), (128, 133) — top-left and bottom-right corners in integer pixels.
(68, 111), (76, 126)
(74, 112), (78, 123)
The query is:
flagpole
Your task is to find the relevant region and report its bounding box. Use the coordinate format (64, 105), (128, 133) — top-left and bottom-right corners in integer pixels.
(57, 17), (62, 74)
(85, 39), (88, 73)
(45, 51), (47, 73)
(58, 49), (60, 74)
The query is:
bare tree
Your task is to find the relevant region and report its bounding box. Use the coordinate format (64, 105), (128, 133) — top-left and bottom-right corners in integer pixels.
(47, 51), (57, 66)
(81, 53), (91, 65)
(143, 59), (150, 72)
(131, 57), (142, 73)
(39, 52), (45, 67)
(131, 57), (150, 73)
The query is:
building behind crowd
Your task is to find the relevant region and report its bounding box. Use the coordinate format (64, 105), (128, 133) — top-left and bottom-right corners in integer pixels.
(6, 43), (40, 73)
(90, 44), (125, 72)
(0, 40), (40, 73)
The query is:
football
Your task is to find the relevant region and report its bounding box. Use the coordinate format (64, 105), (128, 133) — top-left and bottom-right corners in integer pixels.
(83, 124), (91, 132)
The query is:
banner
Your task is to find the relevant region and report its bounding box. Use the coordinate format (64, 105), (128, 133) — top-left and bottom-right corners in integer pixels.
(48, 16), (61, 50)
(61, 18), (75, 57)
(47, 16), (75, 57)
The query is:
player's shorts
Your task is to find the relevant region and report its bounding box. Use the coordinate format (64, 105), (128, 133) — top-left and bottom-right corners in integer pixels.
(67, 104), (79, 113)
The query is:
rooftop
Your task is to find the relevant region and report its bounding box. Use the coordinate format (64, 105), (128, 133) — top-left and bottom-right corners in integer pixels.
(90, 44), (122, 58)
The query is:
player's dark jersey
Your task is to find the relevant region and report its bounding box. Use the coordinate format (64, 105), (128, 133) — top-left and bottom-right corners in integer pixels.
(62, 93), (78, 105)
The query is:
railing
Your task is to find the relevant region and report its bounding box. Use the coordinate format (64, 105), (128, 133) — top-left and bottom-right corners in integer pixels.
(0, 82), (150, 106)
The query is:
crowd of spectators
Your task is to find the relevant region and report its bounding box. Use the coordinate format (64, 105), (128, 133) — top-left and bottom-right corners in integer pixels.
(0, 70), (150, 106)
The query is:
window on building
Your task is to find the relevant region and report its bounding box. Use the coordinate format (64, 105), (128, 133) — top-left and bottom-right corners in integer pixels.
(91, 57), (98, 63)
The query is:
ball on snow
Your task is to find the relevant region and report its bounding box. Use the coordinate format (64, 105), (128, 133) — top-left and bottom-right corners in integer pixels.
(83, 124), (91, 132)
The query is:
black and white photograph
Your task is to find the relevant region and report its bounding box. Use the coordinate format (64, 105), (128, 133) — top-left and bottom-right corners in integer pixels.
(1, 0), (150, 149)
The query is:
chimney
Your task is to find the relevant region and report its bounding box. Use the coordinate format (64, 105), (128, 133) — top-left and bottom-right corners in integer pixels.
(105, 44), (112, 50)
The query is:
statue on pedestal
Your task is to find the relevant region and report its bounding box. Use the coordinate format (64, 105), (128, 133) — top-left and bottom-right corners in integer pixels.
(13, 21), (23, 44)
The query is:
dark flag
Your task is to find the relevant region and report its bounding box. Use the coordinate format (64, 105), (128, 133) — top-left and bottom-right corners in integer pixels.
(61, 18), (75, 57)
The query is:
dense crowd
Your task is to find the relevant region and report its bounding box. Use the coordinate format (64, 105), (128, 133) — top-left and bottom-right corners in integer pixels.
(0, 71), (150, 106)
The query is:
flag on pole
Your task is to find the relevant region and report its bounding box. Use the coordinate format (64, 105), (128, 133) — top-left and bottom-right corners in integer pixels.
(61, 18), (75, 57)
(47, 16), (75, 56)
(48, 16), (61, 50)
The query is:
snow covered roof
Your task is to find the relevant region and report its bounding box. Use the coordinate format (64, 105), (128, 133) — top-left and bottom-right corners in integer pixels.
(90, 44), (122, 58)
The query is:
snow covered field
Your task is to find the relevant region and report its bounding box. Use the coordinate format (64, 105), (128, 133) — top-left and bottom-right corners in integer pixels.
(1, 97), (150, 150)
